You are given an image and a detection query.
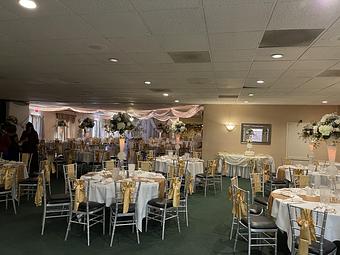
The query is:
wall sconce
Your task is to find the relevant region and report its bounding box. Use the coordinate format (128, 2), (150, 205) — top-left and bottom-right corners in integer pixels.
(225, 122), (236, 132)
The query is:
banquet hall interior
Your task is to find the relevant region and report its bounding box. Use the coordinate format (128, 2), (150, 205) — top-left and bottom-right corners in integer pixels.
(2, 0), (340, 254)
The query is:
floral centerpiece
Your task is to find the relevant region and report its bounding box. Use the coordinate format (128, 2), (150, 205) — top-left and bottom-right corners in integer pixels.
(57, 120), (67, 127)
(316, 113), (340, 141)
(79, 117), (95, 130)
(244, 129), (255, 156)
(171, 120), (186, 134)
(109, 112), (135, 136)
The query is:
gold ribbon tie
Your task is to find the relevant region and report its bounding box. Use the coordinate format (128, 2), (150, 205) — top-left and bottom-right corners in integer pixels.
(120, 181), (135, 213)
(34, 175), (43, 207)
(297, 208), (316, 255)
(74, 179), (86, 211)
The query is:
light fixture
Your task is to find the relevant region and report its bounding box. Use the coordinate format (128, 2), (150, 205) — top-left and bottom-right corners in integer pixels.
(174, 99), (179, 103)
(271, 53), (284, 59)
(108, 58), (118, 63)
(163, 93), (169, 97)
(225, 122), (236, 132)
(144, 81), (151, 85)
(248, 93), (254, 97)
(256, 80), (264, 84)
(322, 100), (328, 104)
(130, 102), (134, 106)
(19, 0), (37, 9)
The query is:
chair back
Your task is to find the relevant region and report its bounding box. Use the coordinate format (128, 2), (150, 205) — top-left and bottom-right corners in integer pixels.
(231, 185), (250, 221)
(250, 172), (265, 201)
(183, 169), (194, 196)
(206, 160), (217, 176)
(177, 159), (187, 177)
(287, 204), (328, 255)
(93, 150), (105, 164)
(248, 159), (256, 173)
(192, 151), (201, 159)
(103, 160), (116, 171)
(0, 167), (16, 192)
(289, 168), (309, 188)
(137, 160), (153, 172)
(63, 163), (78, 193)
(67, 177), (89, 212)
(230, 176), (238, 187)
(113, 180), (141, 214)
(164, 176), (183, 208)
(20, 153), (33, 173)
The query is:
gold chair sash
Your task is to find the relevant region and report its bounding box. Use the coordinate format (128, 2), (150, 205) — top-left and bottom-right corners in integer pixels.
(34, 175), (43, 207)
(235, 191), (247, 220)
(252, 173), (262, 193)
(67, 164), (76, 179)
(168, 177), (181, 207)
(74, 179), (86, 211)
(298, 175), (309, 188)
(185, 173), (194, 195)
(297, 208), (316, 255)
(21, 153), (30, 167)
(168, 165), (175, 178)
(4, 168), (15, 190)
(207, 160), (217, 176)
(43, 161), (51, 184)
(120, 181), (135, 213)
(178, 160), (185, 176)
(47, 154), (56, 174)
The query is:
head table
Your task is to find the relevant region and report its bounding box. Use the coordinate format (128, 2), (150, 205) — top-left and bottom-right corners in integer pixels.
(270, 188), (340, 250)
(81, 170), (165, 231)
(217, 152), (275, 179)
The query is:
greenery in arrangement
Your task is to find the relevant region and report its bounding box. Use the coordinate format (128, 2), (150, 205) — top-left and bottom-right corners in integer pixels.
(79, 117), (95, 130)
(171, 120), (186, 134)
(57, 120), (67, 127)
(109, 112), (135, 135)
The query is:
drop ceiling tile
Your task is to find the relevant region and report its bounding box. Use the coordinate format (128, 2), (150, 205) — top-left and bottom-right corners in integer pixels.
(247, 69), (285, 79)
(127, 52), (173, 64)
(268, 0), (340, 29)
(138, 63), (213, 73)
(299, 77), (340, 89)
(315, 19), (340, 47)
(131, 0), (201, 11)
(81, 12), (149, 38)
(157, 34), (209, 51)
(59, 0), (134, 14)
(209, 31), (263, 50)
(302, 47), (340, 60)
(203, 0), (270, 33)
(215, 70), (249, 79)
(290, 60), (339, 70)
(107, 36), (163, 52)
(251, 61), (293, 70)
(0, 5), (18, 20)
(216, 79), (244, 89)
(213, 62), (251, 72)
(211, 49), (256, 62)
(141, 8), (205, 35)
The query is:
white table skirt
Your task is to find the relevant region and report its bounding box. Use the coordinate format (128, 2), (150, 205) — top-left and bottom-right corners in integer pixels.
(155, 158), (204, 177)
(82, 177), (159, 231)
(217, 153), (275, 179)
(271, 188), (340, 250)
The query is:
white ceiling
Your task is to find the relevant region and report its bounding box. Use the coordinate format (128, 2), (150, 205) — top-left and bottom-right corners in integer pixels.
(1, 0), (340, 108)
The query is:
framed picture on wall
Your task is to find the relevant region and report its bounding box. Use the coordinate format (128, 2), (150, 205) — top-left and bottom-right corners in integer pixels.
(241, 123), (272, 145)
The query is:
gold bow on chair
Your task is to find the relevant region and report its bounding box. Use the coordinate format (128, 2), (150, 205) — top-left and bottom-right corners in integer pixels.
(297, 208), (316, 255)
(178, 160), (185, 177)
(120, 181), (135, 213)
(185, 173), (194, 195)
(4, 168), (15, 190)
(168, 177), (181, 207)
(44, 162), (51, 184)
(235, 191), (247, 220)
(253, 174), (262, 193)
(67, 164), (76, 179)
(47, 155), (56, 174)
(34, 175), (43, 207)
(73, 179), (86, 211)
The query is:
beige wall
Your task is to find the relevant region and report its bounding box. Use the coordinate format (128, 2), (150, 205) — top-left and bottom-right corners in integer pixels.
(202, 105), (340, 166)
(7, 101), (29, 136)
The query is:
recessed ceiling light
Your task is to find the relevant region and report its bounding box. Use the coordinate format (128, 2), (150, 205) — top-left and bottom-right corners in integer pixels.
(19, 0), (37, 9)
(256, 80), (264, 84)
(130, 102), (134, 106)
(322, 100), (328, 104)
(248, 93), (254, 97)
(271, 53), (284, 59)
(163, 93), (169, 97)
(174, 99), (179, 103)
(108, 58), (118, 63)
(244, 101), (249, 104)
(144, 81), (151, 85)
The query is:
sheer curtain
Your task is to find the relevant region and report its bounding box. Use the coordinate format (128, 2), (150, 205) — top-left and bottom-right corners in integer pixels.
(29, 114), (44, 139)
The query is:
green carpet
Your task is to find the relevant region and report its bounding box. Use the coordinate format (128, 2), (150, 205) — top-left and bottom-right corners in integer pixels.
(0, 178), (285, 255)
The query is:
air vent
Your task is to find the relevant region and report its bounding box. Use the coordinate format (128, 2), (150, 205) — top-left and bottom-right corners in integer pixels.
(259, 29), (324, 48)
(168, 51), (211, 63)
(218, 95), (238, 99)
(317, 70), (340, 77)
(149, 88), (171, 93)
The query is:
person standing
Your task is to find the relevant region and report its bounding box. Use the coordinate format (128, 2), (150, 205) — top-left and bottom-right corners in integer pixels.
(19, 122), (39, 176)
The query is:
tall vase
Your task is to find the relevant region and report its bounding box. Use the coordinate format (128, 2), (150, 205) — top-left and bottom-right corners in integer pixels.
(175, 134), (180, 144)
(327, 141), (337, 176)
(119, 137), (125, 153)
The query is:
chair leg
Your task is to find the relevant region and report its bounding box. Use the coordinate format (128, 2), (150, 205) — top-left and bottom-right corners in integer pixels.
(18, 186), (21, 205)
(41, 209), (46, 235)
(110, 216), (117, 247)
(11, 196), (17, 214)
(233, 223), (239, 252)
(176, 208), (181, 233)
(64, 213), (72, 241)
(86, 213), (90, 246)
(5, 194), (8, 209)
(109, 207), (112, 235)
(274, 231), (277, 255)
(161, 210), (166, 240)
(185, 201), (189, 227)
(248, 229), (251, 255)
(204, 179), (207, 197)
(102, 207), (105, 235)
(229, 217), (235, 240)
(135, 218), (140, 244)
(145, 207), (149, 232)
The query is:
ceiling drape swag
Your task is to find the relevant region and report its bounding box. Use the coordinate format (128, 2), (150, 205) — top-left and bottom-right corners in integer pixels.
(56, 113), (76, 123)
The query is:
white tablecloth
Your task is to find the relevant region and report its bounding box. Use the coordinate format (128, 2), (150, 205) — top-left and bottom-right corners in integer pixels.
(81, 170), (163, 231)
(271, 188), (340, 250)
(155, 156), (204, 177)
(217, 152), (275, 178)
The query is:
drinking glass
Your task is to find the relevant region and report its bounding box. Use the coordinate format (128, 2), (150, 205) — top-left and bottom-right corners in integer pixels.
(320, 186), (331, 206)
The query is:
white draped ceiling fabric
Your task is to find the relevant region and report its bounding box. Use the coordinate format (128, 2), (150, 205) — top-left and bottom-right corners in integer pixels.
(29, 104), (203, 121)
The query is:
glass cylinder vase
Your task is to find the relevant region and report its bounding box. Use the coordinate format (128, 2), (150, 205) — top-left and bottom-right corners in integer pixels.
(326, 141), (337, 176)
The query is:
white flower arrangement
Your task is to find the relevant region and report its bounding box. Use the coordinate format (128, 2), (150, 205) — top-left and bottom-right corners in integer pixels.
(171, 120), (186, 134)
(109, 112), (135, 135)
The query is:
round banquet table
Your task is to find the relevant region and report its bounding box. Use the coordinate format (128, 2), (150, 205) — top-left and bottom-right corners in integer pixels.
(217, 152), (275, 178)
(80, 170), (163, 231)
(270, 188), (340, 250)
(155, 156), (204, 177)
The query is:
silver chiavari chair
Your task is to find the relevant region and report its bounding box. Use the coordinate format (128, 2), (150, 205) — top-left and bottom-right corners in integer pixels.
(233, 185), (278, 255)
(287, 204), (337, 255)
(62, 163), (78, 194)
(0, 167), (17, 214)
(250, 172), (268, 210)
(195, 160), (217, 197)
(178, 162), (190, 227)
(64, 178), (105, 246)
(109, 180), (141, 246)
